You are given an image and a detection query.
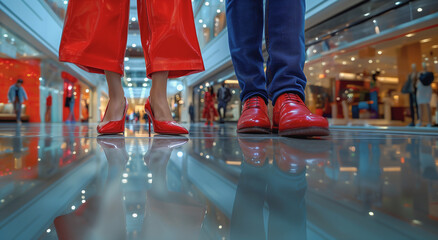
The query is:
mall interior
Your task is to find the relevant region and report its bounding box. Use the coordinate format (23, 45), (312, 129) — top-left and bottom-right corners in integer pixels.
(0, 0), (438, 239)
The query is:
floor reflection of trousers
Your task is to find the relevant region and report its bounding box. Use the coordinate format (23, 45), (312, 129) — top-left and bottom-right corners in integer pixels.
(59, 0), (204, 78)
(230, 163), (307, 240)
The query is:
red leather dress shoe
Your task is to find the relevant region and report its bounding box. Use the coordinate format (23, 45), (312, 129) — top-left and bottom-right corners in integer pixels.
(237, 96), (271, 134)
(97, 97), (128, 135)
(144, 97), (189, 135)
(273, 93), (329, 137)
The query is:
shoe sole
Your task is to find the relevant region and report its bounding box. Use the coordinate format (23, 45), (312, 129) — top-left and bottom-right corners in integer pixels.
(237, 127), (271, 134)
(279, 127), (330, 137)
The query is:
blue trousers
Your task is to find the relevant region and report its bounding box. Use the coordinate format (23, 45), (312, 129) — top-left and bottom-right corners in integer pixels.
(226, 0), (307, 105)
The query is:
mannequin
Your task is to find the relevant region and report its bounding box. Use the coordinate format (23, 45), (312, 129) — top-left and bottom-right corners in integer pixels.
(416, 62), (433, 127)
(402, 63), (419, 126)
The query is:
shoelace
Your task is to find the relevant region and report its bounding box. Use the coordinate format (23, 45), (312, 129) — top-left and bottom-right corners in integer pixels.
(244, 97), (262, 110)
(284, 93), (304, 105)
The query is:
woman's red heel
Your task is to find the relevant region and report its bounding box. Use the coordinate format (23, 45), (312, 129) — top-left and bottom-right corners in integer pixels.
(97, 97), (128, 135)
(144, 97), (188, 135)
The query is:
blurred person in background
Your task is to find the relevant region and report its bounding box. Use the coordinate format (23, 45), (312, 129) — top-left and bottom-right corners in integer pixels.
(46, 93), (52, 122)
(66, 95), (76, 123)
(217, 82), (232, 123)
(202, 87), (218, 126)
(59, 0), (204, 135)
(8, 79), (28, 124)
(226, 0), (329, 137)
(188, 102), (195, 123)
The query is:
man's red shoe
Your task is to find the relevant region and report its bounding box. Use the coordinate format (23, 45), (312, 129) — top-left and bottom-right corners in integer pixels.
(237, 96), (271, 134)
(273, 93), (329, 137)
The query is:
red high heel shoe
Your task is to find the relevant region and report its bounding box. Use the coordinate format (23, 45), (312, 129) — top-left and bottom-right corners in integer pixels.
(97, 97), (128, 135)
(144, 97), (188, 135)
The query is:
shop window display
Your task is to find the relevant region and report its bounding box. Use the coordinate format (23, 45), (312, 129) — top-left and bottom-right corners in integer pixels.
(304, 27), (438, 126)
(304, 0), (438, 126)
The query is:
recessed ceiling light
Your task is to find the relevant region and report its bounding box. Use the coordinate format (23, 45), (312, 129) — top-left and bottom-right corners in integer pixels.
(420, 38), (432, 43)
(405, 33), (415, 38)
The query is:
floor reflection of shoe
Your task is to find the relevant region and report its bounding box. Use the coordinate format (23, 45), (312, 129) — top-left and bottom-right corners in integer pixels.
(210, 122), (214, 126)
(144, 97), (188, 135)
(97, 136), (126, 149)
(237, 96), (271, 134)
(238, 137), (272, 167)
(273, 93), (329, 137)
(97, 97), (128, 135)
(275, 138), (330, 174)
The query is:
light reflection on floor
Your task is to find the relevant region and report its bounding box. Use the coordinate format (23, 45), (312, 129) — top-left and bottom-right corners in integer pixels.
(0, 123), (437, 240)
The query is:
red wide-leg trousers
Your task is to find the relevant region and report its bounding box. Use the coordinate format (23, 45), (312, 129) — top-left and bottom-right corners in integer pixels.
(59, 0), (204, 78)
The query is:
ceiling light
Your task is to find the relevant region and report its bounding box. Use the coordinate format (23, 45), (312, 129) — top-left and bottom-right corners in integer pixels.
(351, 57), (356, 61)
(199, 19), (203, 23)
(417, 8), (423, 12)
(124, 57), (129, 61)
(378, 51), (382, 55)
(364, 12), (370, 17)
(205, 2), (210, 6)
(405, 33), (415, 38)
(131, 43), (137, 47)
(217, 9), (221, 13)
(3, 34), (8, 38)
(395, 1), (401, 5)
(143, 83), (147, 87)
(203, 24), (207, 28)
(420, 38), (432, 43)
(127, 78), (131, 81)
(125, 66), (130, 70)
(131, 17), (136, 22)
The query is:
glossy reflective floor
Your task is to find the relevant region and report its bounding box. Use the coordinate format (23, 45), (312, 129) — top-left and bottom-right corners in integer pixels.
(0, 123), (438, 240)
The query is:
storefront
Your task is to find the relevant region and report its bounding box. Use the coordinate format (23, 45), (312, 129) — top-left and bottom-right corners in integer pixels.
(304, 0), (438, 126)
(0, 24), (94, 123)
